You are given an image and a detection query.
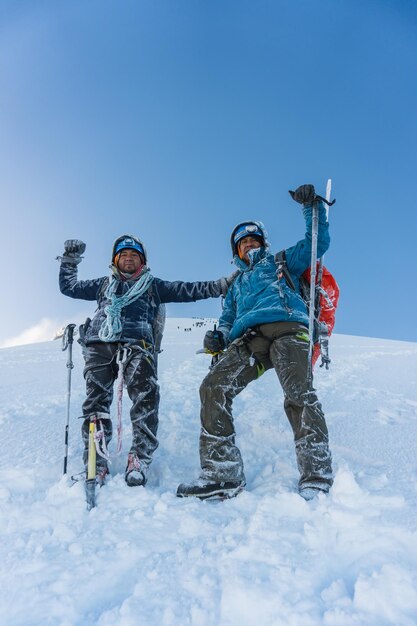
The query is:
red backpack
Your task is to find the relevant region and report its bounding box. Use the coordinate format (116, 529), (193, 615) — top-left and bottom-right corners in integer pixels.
(301, 264), (340, 367)
(275, 251), (340, 369)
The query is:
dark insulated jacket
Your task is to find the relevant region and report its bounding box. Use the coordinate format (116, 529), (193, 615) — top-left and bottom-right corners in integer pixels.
(59, 264), (225, 346)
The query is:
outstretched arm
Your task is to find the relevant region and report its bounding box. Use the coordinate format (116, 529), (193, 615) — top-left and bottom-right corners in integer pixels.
(154, 273), (235, 304)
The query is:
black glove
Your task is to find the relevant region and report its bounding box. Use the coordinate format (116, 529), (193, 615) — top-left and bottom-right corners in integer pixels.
(289, 184), (316, 205)
(60, 239), (86, 264)
(204, 329), (225, 353)
(289, 184), (335, 207)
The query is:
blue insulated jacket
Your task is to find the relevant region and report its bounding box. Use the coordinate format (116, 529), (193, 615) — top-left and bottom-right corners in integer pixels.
(59, 265), (225, 346)
(218, 202), (330, 344)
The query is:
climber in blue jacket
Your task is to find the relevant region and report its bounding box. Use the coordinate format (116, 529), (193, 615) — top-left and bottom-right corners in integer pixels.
(177, 185), (333, 502)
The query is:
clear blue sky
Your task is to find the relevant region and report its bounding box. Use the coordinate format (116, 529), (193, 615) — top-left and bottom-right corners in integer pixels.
(1, 0), (417, 345)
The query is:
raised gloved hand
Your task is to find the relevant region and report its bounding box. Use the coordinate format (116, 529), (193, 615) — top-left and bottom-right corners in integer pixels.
(203, 328), (225, 354)
(289, 184), (335, 207)
(289, 184), (317, 205)
(60, 239), (86, 264)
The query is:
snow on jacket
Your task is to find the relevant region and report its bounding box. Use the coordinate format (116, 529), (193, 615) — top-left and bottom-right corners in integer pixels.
(59, 265), (226, 346)
(218, 202), (330, 344)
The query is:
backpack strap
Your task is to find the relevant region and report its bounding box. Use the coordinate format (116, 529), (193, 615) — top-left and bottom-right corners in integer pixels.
(274, 250), (296, 292)
(275, 253), (337, 371)
(146, 282), (166, 358)
(98, 276), (110, 302)
(275, 250), (318, 337)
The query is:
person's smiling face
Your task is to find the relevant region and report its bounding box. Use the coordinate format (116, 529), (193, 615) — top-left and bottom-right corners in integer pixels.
(117, 249), (143, 273)
(238, 236), (262, 263)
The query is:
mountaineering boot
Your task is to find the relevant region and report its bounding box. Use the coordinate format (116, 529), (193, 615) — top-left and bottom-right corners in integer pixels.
(176, 478), (246, 500)
(96, 460), (110, 486)
(298, 482), (329, 501)
(125, 452), (148, 487)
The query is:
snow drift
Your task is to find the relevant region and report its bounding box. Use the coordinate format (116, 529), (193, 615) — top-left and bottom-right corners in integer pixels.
(1, 319), (417, 626)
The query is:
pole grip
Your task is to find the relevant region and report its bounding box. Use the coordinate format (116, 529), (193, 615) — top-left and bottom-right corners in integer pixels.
(62, 323), (76, 351)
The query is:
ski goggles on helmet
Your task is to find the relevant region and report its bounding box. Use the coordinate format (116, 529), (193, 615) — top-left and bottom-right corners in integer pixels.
(114, 237), (145, 259)
(232, 223), (264, 246)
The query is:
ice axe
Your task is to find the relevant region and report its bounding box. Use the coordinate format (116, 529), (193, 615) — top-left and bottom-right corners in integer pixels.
(196, 323), (223, 366)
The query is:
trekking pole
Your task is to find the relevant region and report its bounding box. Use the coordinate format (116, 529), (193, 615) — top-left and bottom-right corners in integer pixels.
(62, 323), (76, 475)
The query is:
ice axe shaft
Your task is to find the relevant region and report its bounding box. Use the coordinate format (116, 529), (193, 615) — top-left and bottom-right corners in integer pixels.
(307, 179), (332, 386)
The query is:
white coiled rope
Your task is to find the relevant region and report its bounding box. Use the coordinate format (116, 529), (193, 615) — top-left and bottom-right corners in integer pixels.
(98, 271), (154, 342)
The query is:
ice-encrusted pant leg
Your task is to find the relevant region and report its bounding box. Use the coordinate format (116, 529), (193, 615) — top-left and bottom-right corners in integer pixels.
(81, 415), (113, 469)
(199, 344), (259, 482)
(124, 349), (160, 465)
(270, 335), (333, 489)
(81, 343), (117, 464)
(82, 343), (118, 417)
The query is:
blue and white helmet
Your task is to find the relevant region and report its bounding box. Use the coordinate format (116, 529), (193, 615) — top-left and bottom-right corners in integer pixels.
(112, 234), (147, 264)
(230, 221), (269, 257)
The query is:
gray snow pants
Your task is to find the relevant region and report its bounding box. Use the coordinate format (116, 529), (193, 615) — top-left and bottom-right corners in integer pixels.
(81, 342), (160, 465)
(199, 322), (333, 489)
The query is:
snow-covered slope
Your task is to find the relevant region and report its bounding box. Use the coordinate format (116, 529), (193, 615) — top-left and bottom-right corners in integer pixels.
(1, 319), (417, 626)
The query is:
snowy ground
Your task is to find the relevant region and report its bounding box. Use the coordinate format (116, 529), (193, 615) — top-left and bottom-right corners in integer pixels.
(1, 318), (417, 626)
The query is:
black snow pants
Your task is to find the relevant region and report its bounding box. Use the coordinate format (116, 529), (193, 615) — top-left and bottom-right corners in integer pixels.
(199, 321), (333, 490)
(81, 342), (160, 465)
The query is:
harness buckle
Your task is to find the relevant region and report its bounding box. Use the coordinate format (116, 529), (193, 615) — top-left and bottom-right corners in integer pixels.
(116, 346), (131, 366)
